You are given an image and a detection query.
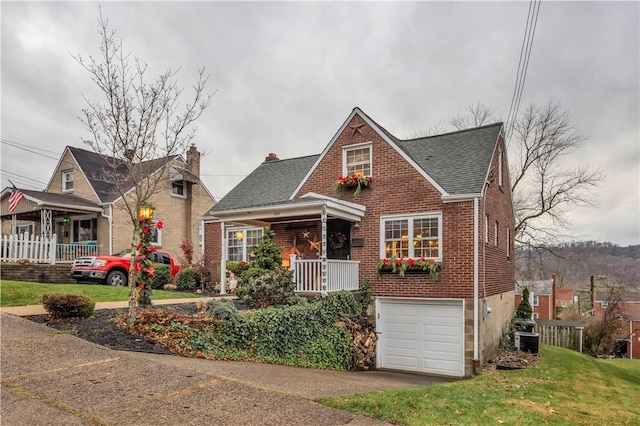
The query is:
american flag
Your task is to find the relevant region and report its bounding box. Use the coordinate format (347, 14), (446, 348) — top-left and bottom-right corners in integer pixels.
(9, 184), (25, 213)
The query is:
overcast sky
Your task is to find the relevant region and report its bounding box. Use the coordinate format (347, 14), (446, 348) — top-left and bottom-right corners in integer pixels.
(1, 1), (638, 246)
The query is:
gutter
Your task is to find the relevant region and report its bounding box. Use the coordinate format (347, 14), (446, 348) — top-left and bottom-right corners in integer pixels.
(473, 197), (479, 365)
(101, 204), (113, 255)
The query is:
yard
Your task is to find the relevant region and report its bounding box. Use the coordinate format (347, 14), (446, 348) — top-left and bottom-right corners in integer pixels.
(319, 345), (640, 425)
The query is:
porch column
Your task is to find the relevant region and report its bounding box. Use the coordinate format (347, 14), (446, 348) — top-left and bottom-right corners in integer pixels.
(41, 209), (52, 238)
(321, 203), (327, 296)
(220, 221), (227, 294)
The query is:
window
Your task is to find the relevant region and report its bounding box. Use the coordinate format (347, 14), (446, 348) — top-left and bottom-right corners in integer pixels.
(380, 213), (441, 260)
(62, 170), (74, 192)
(227, 228), (263, 262)
(600, 301), (609, 309)
(15, 223), (33, 235)
(495, 221), (499, 246)
(506, 228), (511, 258)
(172, 181), (186, 197)
(343, 143), (372, 177)
(533, 312), (539, 320)
(498, 148), (503, 187)
(73, 218), (97, 242)
(533, 295), (539, 307)
(149, 221), (162, 246)
(485, 214), (489, 243)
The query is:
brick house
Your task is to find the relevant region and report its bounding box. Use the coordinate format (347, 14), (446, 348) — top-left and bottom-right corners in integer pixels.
(594, 291), (640, 359)
(515, 275), (576, 320)
(1, 145), (214, 261)
(202, 107), (515, 377)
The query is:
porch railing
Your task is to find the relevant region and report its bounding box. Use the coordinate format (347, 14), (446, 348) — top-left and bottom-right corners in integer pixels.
(56, 242), (102, 263)
(1, 233), (57, 264)
(292, 259), (360, 293)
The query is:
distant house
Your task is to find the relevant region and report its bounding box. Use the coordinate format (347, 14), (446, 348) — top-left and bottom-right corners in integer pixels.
(1, 145), (214, 261)
(202, 107), (515, 377)
(594, 291), (640, 359)
(515, 275), (575, 320)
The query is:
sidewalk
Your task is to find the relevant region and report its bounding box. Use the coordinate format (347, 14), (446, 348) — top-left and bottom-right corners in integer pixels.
(1, 301), (448, 425)
(0, 297), (216, 316)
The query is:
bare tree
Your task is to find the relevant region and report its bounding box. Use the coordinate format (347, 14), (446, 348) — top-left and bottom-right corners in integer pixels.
(450, 102), (494, 130)
(73, 11), (213, 328)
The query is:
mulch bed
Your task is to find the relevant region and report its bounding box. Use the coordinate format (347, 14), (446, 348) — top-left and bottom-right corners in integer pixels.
(26, 301), (221, 354)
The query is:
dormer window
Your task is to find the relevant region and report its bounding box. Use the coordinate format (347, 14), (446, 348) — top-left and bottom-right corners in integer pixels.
(171, 181), (186, 198)
(62, 170), (74, 192)
(343, 143), (372, 177)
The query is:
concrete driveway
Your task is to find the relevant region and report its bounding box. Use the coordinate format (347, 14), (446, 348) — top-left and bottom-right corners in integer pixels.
(1, 312), (449, 425)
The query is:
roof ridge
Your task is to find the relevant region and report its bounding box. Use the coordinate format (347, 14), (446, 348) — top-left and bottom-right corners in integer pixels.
(398, 122), (504, 143)
(262, 153), (320, 163)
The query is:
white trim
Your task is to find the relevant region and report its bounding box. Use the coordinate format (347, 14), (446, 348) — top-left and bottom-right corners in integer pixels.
(441, 193), (483, 203)
(342, 141), (372, 177)
(171, 180), (187, 198)
(379, 211), (442, 261)
(62, 170), (74, 192)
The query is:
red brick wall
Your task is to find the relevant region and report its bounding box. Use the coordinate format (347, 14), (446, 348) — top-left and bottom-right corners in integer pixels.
(204, 221), (222, 282)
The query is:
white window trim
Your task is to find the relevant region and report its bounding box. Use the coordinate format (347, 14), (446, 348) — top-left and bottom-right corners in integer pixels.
(600, 301), (609, 309)
(342, 142), (372, 177)
(533, 295), (539, 307)
(150, 220), (163, 247)
(484, 215), (489, 243)
(62, 170), (74, 192)
(379, 212), (442, 261)
(506, 228), (511, 258)
(226, 227), (263, 262)
(171, 181), (187, 198)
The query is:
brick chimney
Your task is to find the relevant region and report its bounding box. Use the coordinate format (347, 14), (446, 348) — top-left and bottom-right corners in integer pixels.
(265, 153), (279, 162)
(552, 273), (557, 319)
(187, 144), (201, 178)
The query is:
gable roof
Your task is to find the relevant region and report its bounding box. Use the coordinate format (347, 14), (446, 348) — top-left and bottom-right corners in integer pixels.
(209, 107), (503, 214)
(67, 146), (182, 204)
(210, 154), (319, 212)
(515, 280), (553, 296)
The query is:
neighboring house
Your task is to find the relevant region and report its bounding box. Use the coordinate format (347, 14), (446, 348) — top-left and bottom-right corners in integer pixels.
(202, 107), (515, 377)
(1, 145), (214, 261)
(594, 291), (640, 359)
(515, 275), (576, 320)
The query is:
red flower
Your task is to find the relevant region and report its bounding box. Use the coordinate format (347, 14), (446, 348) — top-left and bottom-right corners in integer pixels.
(367, 176), (372, 182)
(136, 285), (143, 291)
(142, 227), (150, 234)
(395, 258), (403, 267)
(419, 257), (426, 262)
(143, 267), (155, 278)
(383, 258), (390, 265)
(139, 215), (145, 222)
(429, 259), (436, 265)
(157, 221), (163, 230)
(147, 245), (157, 252)
(407, 258), (415, 266)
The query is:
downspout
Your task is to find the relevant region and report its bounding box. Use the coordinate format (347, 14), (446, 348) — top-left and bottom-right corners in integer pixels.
(101, 205), (113, 255)
(219, 221), (227, 295)
(473, 197), (479, 365)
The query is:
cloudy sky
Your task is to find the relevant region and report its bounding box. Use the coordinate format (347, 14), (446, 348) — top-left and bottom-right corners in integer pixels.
(1, 1), (638, 246)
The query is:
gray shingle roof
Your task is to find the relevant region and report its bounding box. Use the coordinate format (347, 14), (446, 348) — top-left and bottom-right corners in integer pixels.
(20, 189), (102, 210)
(395, 123), (502, 194)
(208, 110), (502, 214)
(209, 154), (319, 213)
(69, 146), (181, 203)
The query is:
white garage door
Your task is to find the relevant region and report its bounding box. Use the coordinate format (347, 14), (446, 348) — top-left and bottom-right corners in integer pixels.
(378, 298), (465, 377)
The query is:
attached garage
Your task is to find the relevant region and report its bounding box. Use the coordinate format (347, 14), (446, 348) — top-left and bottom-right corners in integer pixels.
(376, 298), (465, 377)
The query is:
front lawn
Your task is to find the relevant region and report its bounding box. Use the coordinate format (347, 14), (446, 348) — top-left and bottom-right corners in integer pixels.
(319, 345), (640, 425)
(0, 280), (200, 307)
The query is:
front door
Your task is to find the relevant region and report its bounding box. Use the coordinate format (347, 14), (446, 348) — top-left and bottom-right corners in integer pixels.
(327, 219), (350, 260)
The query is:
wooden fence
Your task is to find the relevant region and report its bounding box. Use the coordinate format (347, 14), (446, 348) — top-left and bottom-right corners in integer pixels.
(535, 320), (585, 352)
(1, 233), (57, 264)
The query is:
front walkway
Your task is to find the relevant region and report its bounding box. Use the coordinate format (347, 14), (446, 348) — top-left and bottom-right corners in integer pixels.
(1, 310), (447, 425)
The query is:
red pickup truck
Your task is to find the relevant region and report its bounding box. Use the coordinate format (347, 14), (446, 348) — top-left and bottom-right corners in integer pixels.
(70, 250), (181, 286)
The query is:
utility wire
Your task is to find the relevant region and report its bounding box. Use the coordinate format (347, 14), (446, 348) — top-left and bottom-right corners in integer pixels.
(505, 0), (542, 143)
(1, 138), (61, 160)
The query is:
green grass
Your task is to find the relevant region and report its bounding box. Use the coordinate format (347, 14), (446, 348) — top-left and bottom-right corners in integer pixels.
(0, 280), (201, 307)
(319, 345), (640, 425)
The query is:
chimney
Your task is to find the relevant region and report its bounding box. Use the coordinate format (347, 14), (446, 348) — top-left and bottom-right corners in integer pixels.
(265, 153), (279, 162)
(187, 144), (200, 178)
(552, 273), (557, 319)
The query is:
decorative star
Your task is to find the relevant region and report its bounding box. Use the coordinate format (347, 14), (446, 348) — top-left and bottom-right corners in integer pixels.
(301, 230), (310, 239)
(349, 123), (365, 136)
(308, 234), (321, 253)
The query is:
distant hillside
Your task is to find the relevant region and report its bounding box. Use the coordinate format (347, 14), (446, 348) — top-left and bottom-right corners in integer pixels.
(515, 242), (640, 291)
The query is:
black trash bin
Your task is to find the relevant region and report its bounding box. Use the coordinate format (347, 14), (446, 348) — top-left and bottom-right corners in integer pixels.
(514, 318), (535, 333)
(518, 332), (540, 354)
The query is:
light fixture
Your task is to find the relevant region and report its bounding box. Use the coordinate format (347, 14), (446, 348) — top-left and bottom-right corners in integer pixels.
(139, 205), (154, 220)
(235, 230), (244, 240)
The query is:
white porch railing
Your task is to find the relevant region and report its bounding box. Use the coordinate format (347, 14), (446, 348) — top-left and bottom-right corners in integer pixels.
(292, 259), (360, 293)
(56, 242), (102, 263)
(0, 233), (57, 264)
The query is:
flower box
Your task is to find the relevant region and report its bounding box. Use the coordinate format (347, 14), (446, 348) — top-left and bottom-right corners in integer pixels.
(334, 174), (372, 198)
(376, 257), (440, 280)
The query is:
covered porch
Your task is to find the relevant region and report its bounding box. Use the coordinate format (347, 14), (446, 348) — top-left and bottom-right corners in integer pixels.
(213, 193), (366, 296)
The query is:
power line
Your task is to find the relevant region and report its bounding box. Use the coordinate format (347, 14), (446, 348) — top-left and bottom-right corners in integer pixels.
(1, 169), (49, 186)
(505, 0), (542, 143)
(1, 138), (61, 160)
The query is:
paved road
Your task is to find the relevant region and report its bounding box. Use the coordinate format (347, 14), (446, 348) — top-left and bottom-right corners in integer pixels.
(1, 312), (448, 425)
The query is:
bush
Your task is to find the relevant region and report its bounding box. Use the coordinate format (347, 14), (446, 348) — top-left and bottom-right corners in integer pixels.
(151, 264), (172, 289)
(175, 267), (199, 291)
(516, 287), (533, 319)
(226, 261), (249, 277)
(204, 299), (238, 321)
(242, 269), (301, 309)
(42, 292), (95, 318)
